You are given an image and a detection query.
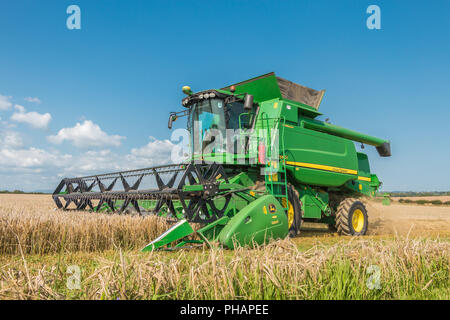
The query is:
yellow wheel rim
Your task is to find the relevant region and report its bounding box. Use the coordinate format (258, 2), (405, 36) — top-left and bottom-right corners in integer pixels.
(282, 198), (295, 228)
(352, 209), (365, 233)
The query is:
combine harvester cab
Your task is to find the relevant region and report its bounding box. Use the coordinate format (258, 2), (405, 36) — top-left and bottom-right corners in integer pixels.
(53, 72), (391, 251)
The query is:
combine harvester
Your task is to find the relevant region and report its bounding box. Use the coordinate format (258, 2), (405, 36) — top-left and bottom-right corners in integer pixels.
(52, 72), (391, 250)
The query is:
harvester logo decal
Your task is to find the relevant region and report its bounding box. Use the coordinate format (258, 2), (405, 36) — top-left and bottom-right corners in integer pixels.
(268, 204), (277, 213)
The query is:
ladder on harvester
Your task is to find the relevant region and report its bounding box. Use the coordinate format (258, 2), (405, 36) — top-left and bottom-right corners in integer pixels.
(261, 114), (289, 212)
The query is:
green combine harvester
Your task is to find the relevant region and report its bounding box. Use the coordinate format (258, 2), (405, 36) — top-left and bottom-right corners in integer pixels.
(52, 72), (391, 250)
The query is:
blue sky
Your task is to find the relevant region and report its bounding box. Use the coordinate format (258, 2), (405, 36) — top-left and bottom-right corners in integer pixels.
(0, 0), (449, 192)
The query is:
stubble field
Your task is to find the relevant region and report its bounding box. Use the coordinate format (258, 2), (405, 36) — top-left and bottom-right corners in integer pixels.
(0, 194), (448, 300)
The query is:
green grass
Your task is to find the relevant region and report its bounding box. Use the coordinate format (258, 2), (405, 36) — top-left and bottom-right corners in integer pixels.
(0, 237), (448, 300)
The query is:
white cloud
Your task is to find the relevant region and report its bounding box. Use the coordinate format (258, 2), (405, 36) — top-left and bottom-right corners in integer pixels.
(0, 131), (23, 148)
(127, 136), (174, 165)
(47, 120), (125, 148)
(0, 134), (176, 191)
(0, 131), (71, 170)
(62, 150), (123, 175)
(0, 95), (12, 110)
(14, 104), (25, 112)
(0, 147), (71, 168)
(62, 138), (175, 176)
(24, 97), (41, 104)
(11, 104), (52, 129)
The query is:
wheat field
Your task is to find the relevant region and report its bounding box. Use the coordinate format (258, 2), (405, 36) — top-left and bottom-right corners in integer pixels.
(0, 194), (169, 254)
(0, 194), (448, 300)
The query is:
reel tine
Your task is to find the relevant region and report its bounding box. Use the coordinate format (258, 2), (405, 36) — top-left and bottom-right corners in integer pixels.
(131, 174), (144, 190)
(64, 199), (72, 210)
(153, 197), (164, 214)
(96, 198), (105, 212)
(120, 198), (131, 213)
(167, 200), (177, 218)
(53, 196), (63, 209)
(167, 171), (179, 188)
(80, 200), (89, 210)
(86, 199), (94, 210)
(106, 178), (117, 191)
(120, 174), (131, 192)
(153, 169), (165, 190)
(86, 180), (96, 192)
(97, 177), (106, 193)
(107, 199), (115, 212)
(131, 200), (141, 215)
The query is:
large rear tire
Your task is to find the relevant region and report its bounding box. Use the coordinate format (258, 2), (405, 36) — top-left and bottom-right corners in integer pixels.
(284, 184), (302, 238)
(335, 198), (368, 236)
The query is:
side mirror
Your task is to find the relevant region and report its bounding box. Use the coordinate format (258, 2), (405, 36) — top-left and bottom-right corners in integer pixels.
(168, 114), (177, 129)
(244, 94), (254, 110)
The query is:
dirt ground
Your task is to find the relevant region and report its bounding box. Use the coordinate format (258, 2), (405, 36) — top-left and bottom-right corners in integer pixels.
(365, 200), (450, 236)
(391, 196), (450, 202)
(300, 199), (450, 238)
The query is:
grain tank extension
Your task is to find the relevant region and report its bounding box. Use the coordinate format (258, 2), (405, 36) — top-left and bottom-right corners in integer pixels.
(52, 72), (391, 250)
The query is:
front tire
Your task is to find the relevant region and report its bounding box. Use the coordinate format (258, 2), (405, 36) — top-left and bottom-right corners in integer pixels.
(283, 184), (302, 237)
(335, 198), (368, 236)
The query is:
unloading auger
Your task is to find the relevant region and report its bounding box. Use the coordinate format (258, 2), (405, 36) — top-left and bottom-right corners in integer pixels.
(53, 72), (391, 251)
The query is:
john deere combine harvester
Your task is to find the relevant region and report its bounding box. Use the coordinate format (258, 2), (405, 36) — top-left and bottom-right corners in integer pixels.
(53, 72), (391, 250)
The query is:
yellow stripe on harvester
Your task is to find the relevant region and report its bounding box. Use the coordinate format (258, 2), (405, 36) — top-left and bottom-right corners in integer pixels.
(358, 176), (371, 182)
(286, 161), (358, 175)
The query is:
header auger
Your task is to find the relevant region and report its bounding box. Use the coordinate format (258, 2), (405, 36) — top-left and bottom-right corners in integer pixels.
(53, 72), (391, 251)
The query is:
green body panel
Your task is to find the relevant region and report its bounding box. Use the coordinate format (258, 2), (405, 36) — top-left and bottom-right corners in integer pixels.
(298, 187), (330, 219)
(357, 152), (371, 176)
(301, 194), (322, 219)
(197, 216), (230, 244)
(302, 118), (387, 147)
(284, 126), (358, 172)
(142, 219), (194, 251)
(217, 195), (288, 249)
(220, 73), (283, 104)
(289, 167), (355, 187)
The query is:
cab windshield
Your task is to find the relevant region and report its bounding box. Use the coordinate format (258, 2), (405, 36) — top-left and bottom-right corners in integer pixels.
(189, 98), (248, 155)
